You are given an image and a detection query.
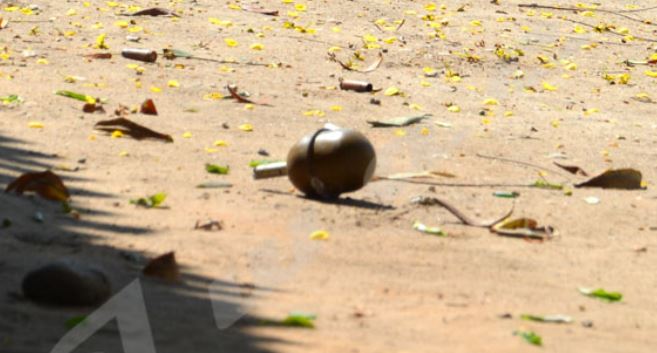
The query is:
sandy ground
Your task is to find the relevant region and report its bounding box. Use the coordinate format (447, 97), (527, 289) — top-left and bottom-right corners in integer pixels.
(2, 0), (657, 352)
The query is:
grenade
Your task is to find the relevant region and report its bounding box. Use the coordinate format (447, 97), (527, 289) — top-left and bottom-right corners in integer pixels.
(254, 125), (376, 198)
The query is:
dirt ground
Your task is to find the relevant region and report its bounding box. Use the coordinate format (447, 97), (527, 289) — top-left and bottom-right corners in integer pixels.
(2, 0), (657, 352)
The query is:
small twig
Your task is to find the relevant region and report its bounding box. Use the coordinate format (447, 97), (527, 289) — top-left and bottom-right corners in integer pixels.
(476, 153), (571, 179)
(518, 3), (657, 26)
(413, 196), (514, 227)
(7, 19), (53, 23)
(561, 18), (657, 43)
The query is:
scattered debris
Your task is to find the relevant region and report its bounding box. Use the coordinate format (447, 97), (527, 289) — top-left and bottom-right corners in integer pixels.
(195, 220), (223, 231)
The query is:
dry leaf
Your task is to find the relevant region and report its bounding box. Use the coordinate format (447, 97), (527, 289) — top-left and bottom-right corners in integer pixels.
(575, 169), (643, 190)
(129, 7), (178, 17)
(491, 218), (553, 240)
(243, 6), (279, 16)
(194, 220), (223, 231)
(82, 102), (105, 113)
(226, 85), (270, 106)
(143, 252), (180, 281)
(553, 162), (588, 176)
(328, 52), (383, 73)
(6, 170), (70, 201)
(0, 17), (9, 30)
(94, 117), (173, 142)
(140, 98), (158, 115)
(367, 114), (431, 127)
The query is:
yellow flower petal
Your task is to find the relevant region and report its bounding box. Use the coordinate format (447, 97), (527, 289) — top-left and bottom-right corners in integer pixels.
(384, 86), (401, 96)
(309, 230), (330, 240)
(28, 121), (44, 129)
(250, 43), (264, 50)
(238, 123), (253, 132)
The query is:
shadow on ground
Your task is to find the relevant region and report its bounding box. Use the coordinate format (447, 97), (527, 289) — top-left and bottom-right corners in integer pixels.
(0, 132), (284, 352)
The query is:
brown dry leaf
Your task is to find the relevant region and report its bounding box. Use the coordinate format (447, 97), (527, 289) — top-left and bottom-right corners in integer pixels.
(226, 85), (271, 106)
(94, 117), (173, 142)
(5, 170), (70, 201)
(194, 219), (223, 231)
(575, 168), (644, 190)
(140, 98), (158, 115)
(491, 218), (553, 240)
(328, 52), (383, 73)
(553, 161), (588, 176)
(243, 6), (279, 16)
(143, 252), (180, 282)
(82, 102), (105, 113)
(84, 53), (112, 60)
(0, 17), (8, 30)
(129, 7), (178, 17)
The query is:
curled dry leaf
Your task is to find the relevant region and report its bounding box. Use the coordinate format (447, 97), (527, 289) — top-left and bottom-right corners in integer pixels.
(243, 5), (279, 16)
(140, 98), (158, 115)
(367, 113), (432, 127)
(553, 162), (588, 176)
(226, 85), (270, 106)
(94, 117), (173, 142)
(83, 102), (105, 113)
(0, 16), (8, 30)
(143, 252), (180, 282)
(6, 170), (70, 201)
(491, 218), (553, 240)
(194, 219), (223, 231)
(575, 168), (643, 190)
(328, 52), (383, 73)
(128, 7), (179, 17)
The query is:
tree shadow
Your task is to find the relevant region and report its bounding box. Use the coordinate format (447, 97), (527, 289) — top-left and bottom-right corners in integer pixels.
(0, 133), (286, 352)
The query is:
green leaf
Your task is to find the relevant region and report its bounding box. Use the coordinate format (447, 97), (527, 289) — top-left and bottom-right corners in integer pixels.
(206, 164), (230, 175)
(55, 90), (96, 103)
(0, 94), (23, 104)
(531, 179), (563, 190)
(579, 287), (622, 302)
(521, 314), (572, 323)
(196, 181), (233, 189)
(514, 330), (542, 346)
(412, 221), (447, 236)
(248, 159), (281, 168)
(130, 192), (167, 208)
(493, 191), (519, 198)
(281, 313), (316, 328)
(65, 315), (87, 329)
